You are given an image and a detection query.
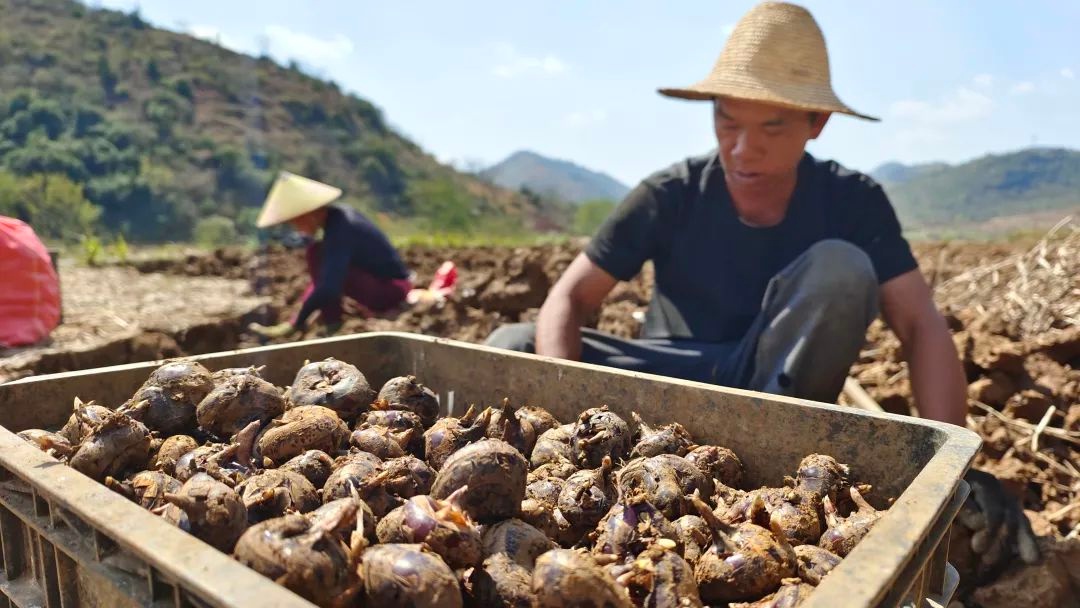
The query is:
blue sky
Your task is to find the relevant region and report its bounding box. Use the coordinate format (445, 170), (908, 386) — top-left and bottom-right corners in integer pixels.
(94, 0), (1080, 187)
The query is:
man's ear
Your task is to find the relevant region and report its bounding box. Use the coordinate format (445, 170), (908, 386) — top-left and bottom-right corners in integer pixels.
(809, 112), (831, 139)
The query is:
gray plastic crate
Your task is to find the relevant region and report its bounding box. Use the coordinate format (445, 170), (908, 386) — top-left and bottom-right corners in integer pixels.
(0, 332), (980, 607)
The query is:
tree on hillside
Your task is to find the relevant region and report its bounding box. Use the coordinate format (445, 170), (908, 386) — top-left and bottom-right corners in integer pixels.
(0, 171), (100, 241)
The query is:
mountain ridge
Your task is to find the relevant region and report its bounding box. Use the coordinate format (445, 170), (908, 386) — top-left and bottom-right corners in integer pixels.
(482, 150), (630, 204)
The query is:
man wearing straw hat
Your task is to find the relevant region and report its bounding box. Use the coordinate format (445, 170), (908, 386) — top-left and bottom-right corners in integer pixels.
(249, 172), (412, 337)
(485, 1), (1039, 583)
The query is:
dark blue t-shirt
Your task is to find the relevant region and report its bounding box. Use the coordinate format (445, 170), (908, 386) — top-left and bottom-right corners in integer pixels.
(295, 204), (409, 326)
(585, 152), (917, 343)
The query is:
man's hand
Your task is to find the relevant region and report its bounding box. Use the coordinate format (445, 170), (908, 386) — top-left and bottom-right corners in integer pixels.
(957, 469), (1041, 583)
(248, 321), (297, 339)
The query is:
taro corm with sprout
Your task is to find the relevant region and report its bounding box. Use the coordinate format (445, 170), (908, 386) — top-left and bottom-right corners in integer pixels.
(196, 374), (284, 438)
(423, 404), (492, 470)
(520, 475), (568, 544)
(255, 405), (349, 466)
(516, 405), (560, 438)
(431, 438), (527, 523)
(122, 361), (214, 436)
(685, 444), (745, 488)
(358, 543), (463, 608)
(358, 406), (425, 455)
(68, 407), (152, 482)
(793, 545), (841, 585)
(236, 469), (320, 523)
(174, 421), (261, 487)
(485, 398), (538, 457)
(730, 578), (816, 608)
(59, 398), (115, 444)
(377, 375), (441, 428)
(616, 454), (714, 521)
(532, 548), (632, 608)
(531, 423), (575, 469)
(106, 470), (182, 510)
(309, 495), (377, 546)
(555, 456), (617, 540)
(349, 425), (409, 459)
(690, 494), (797, 603)
(278, 449), (335, 487)
(233, 509), (360, 607)
(591, 492), (680, 561)
(529, 459), (578, 481)
(607, 545), (703, 608)
(375, 489), (482, 569)
(629, 412), (694, 458)
(572, 406), (632, 469)
(162, 473), (248, 552)
(144, 361), (215, 402)
(380, 455), (435, 499)
(673, 514), (712, 567)
(725, 486), (824, 546)
(817, 487), (883, 557)
(289, 358), (375, 424)
(472, 519), (557, 606)
(152, 435), (199, 476)
(322, 452), (396, 516)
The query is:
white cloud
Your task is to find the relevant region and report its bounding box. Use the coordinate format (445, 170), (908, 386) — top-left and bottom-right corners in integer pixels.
(264, 25), (354, 65)
(722, 23), (736, 36)
(889, 86), (993, 124)
(973, 73), (993, 87)
(563, 110), (607, 128)
(1010, 81), (1035, 95)
(492, 44), (567, 78)
(1062, 67), (1076, 80)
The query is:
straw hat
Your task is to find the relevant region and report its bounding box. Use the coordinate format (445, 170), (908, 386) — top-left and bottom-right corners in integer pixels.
(659, 2), (878, 121)
(256, 171), (343, 228)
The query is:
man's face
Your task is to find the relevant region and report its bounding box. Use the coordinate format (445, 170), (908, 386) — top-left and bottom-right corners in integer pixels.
(713, 98), (829, 201)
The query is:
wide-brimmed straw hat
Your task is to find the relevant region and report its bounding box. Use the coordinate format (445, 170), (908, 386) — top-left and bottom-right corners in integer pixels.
(659, 2), (878, 121)
(256, 171), (343, 228)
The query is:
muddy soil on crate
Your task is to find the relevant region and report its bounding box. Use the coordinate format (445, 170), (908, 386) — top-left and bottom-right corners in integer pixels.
(4, 234), (1079, 606)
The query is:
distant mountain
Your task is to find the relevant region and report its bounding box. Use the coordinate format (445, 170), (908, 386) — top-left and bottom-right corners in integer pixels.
(482, 150), (630, 204)
(872, 148), (1080, 229)
(870, 161), (949, 184)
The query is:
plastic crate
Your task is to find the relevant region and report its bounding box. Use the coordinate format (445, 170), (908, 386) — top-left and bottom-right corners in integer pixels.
(0, 332), (981, 607)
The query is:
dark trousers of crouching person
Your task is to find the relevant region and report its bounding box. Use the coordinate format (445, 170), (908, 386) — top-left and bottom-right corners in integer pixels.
(484, 239), (877, 404)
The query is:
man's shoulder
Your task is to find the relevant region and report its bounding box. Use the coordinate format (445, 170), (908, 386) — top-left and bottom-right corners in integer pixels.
(804, 154), (886, 196)
(642, 152), (715, 188)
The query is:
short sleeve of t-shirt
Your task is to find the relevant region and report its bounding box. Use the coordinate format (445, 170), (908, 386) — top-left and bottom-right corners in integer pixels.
(584, 183), (664, 281)
(838, 179), (918, 284)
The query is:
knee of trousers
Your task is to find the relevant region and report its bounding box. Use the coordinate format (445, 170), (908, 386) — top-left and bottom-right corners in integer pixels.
(483, 322), (536, 352)
(800, 239), (879, 312)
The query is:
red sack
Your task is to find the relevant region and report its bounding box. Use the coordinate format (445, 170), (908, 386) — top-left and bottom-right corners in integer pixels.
(0, 217), (61, 347)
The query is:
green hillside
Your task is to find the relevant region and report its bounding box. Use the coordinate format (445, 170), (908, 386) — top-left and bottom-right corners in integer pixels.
(0, 0), (550, 244)
(873, 148), (1080, 229)
(483, 150), (630, 204)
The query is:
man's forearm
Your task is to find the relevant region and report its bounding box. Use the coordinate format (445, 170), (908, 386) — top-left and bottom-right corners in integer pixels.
(535, 296), (584, 361)
(907, 318), (968, 426)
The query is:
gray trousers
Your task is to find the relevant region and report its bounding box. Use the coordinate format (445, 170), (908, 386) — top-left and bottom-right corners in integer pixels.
(483, 240), (880, 404)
